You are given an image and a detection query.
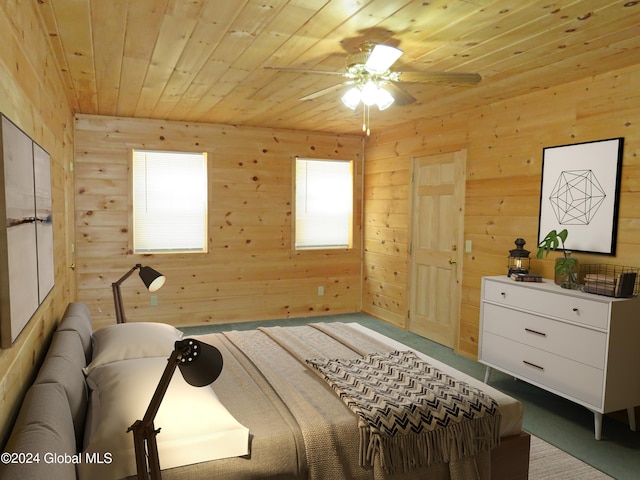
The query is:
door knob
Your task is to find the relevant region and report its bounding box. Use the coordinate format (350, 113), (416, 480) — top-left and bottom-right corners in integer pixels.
(449, 259), (457, 265)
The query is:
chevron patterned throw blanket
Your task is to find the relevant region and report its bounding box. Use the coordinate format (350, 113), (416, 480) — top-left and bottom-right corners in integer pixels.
(307, 350), (501, 475)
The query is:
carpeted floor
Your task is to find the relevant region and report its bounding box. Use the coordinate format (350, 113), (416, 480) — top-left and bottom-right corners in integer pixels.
(180, 312), (640, 479)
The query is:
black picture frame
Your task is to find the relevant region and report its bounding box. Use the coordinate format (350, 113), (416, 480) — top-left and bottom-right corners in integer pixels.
(538, 137), (624, 255)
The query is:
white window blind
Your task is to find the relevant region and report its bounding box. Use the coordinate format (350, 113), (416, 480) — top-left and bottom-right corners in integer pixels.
(133, 149), (208, 253)
(295, 158), (353, 249)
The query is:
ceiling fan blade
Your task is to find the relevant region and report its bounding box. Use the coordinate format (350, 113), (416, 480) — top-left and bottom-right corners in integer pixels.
(385, 82), (417, 106)
(264, 66), (347, 76)
(364, 44), (403, 74)
(397, 71), (481, 84)
(299, 82), (349, 101)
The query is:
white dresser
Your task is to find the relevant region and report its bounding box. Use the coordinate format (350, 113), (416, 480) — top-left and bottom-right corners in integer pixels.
(479, 275), (640, 439)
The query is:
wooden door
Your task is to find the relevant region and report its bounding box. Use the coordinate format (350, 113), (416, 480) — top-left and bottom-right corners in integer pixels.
(408, 151), (466, 348)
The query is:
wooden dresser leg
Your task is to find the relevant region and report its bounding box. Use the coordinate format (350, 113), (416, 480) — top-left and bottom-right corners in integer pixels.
(628, 407), (637, 432)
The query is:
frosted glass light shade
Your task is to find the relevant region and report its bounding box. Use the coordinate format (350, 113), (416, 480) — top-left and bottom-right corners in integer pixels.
(360, 81), (379, 106)
(341, 87), (361, 110)
(376, 88), (394, 110)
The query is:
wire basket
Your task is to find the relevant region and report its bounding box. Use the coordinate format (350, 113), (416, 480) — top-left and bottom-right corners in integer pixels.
(579, 264), (639, 298)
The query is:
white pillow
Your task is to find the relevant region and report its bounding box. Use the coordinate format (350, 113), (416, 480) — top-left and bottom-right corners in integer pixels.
(85, 322), (183, 374)
(79, 356), (249, 480)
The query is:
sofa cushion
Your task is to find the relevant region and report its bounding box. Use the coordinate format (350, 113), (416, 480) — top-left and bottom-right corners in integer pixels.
(84, 322), (183, 374)
(33, 348), (88, 449)
(46, 329), (87, 370)
(57, 302), (93, 362)
(0, 383), (77, 480)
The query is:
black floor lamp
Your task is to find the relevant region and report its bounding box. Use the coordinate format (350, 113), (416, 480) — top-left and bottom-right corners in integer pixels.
(112, 264), (166, 323)
(128, 338), (224, 480)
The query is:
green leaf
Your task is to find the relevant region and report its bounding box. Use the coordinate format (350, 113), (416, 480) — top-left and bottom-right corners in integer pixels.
(536, 229), (569, 258)
(557, 228), (568, 243)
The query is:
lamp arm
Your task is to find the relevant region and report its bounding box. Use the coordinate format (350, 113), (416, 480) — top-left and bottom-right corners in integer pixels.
(128, 348), (182, 480)
(111, 264), (142, 324)
(114, 264), (143, 286)
(142, 349), (181, 425)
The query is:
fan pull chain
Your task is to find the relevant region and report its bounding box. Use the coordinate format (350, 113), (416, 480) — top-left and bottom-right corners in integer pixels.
(367, 106), (370, 136)
(362, 106), (366, 133)
(362, 105), (371, 136)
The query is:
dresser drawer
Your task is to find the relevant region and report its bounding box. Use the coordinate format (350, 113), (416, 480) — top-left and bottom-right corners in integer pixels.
(483, 279), (609, 330)
(480, 332), (604, 409)
(482, 303), (607, 369)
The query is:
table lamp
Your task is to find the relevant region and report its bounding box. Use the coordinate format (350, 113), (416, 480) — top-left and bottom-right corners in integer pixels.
(128, 338), (224, 480)
(112, 264), (166, 323)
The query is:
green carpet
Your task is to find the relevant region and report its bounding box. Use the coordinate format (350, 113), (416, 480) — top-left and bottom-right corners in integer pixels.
(180, 312), (640, 480)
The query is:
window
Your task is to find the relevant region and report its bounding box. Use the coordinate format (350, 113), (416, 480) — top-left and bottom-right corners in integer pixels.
(132, 149), (208, 253)
(295, 157), (353, 249)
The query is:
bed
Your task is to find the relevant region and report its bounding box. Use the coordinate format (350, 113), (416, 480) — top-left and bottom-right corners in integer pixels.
(80, 320), (528, 480)
(1, 303), (529, 480)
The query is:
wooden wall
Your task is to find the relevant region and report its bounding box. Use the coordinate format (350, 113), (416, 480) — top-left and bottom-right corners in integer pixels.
(74, 115), (364, 329)
(0, 1), (75, 445)
(363, 64), (640, 358)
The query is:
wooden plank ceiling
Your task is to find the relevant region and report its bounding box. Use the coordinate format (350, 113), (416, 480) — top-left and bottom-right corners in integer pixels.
(37, 0), (640, 136)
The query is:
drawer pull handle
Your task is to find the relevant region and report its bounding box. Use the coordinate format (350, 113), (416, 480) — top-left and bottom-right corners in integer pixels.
(500, 292), (506, 296)
(523, 360), (544, 371)
(572, 308), (579, 312)
(525, 328), (547, 337)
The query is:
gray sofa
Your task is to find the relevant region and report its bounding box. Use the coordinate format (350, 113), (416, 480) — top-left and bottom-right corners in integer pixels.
(0, 302), (93, 480)
(1, 303), (245, 480)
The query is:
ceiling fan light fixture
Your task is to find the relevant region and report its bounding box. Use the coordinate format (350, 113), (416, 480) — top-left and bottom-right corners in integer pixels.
(341, 87), (361, 110)
(360, 81), (379, 106)
(365, 44), (403, 74)
(376, 87), (394, 111)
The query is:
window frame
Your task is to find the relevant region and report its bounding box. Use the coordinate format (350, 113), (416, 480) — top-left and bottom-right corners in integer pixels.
(131, 149), (209, 255)
(293, 157), (355, 251)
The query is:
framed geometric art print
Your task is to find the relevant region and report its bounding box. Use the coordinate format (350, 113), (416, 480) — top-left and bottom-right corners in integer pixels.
(537, 137), (624, 255)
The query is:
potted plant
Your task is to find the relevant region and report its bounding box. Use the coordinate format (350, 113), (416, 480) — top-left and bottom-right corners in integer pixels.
(536, 228), (579, 288)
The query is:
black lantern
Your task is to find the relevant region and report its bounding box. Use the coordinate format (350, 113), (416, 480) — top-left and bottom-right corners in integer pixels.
(507, 238), (531, 277)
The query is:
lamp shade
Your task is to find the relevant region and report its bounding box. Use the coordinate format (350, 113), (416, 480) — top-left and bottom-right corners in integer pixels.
(360, 81), (379, 106)
(139, 266), (166, 292)
(376, 87), (394, 110)
(341, 87), (361, 110)
(176, 338), (224, 387)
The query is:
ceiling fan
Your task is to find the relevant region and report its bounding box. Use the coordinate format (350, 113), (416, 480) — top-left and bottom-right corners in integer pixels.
(265, 42), (482, 109)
